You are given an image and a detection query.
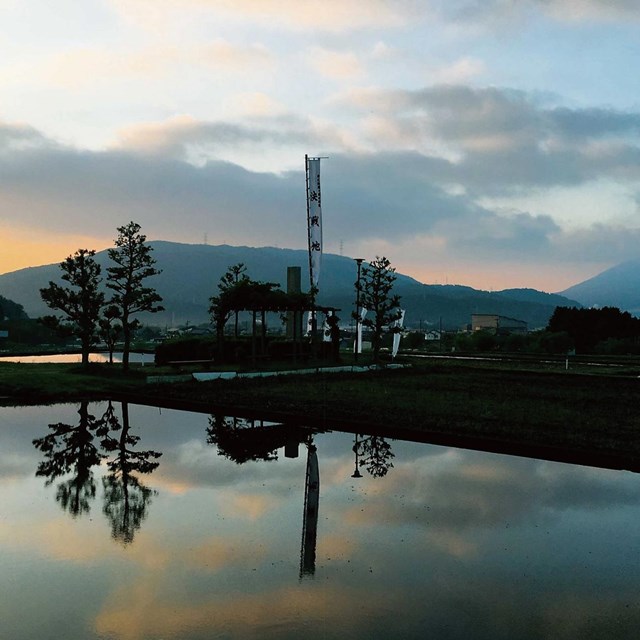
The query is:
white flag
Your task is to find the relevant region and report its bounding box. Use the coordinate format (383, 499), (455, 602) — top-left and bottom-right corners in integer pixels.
(392, 309), (405, 358)
(307, 157), (322, 289)
(354, 307), (367, 353)
(305, 311), (313, 337)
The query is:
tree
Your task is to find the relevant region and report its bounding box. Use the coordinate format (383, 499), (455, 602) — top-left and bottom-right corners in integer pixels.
(99, 304), (123, 364)
(547, 306), (640, 353)
(354, 256), (402, 362)
(221, 263), (248, 337)
(107, 222), (163, 371)
(40, 249), (105, 367)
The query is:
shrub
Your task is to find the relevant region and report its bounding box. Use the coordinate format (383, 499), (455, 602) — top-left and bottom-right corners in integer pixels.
(155, 337), (216, 365)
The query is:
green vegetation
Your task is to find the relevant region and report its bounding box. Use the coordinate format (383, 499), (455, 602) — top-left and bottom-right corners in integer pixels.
(107, 221), (163, 370)
(355, 256), (402, 362)
(2, 357), (640, 465)
(548, 306), (640, 353)
(36, 221), (163, 371)
(0, 362), (147, 402)
(40, 248), (105, 367)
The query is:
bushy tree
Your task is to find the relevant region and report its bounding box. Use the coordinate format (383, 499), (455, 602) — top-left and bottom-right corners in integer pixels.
(354, 256), (402, 362)
(107, 222), (163, 371)
(222, 263), (248, 337)
(547, 306), (640, 353)
(40, 249), (105, 367)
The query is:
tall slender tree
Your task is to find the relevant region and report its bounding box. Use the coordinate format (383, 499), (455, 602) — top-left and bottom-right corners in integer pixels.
(40, 249), (104, 367)
(107, 222), (163, 371)
(354, 256), (402, 363)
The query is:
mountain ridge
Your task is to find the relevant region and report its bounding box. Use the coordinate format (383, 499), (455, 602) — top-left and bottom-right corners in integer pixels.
(0, 241), (581, 330)
(560, 260), (640, 313)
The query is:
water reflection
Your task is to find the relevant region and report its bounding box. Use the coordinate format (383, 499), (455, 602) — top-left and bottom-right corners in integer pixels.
(300, 439), (320, 578)
(33, 401), (104, 517)
(1, 402), (638, 639)
(205, 415), (323, 577)
(99, 402), (162, 544)
(0, 351), (154, 364)
(354, 434), (395, 478)
(206, 415), (283, 463)
(33, 401), (162, 543)
(206, 415), (318, 465)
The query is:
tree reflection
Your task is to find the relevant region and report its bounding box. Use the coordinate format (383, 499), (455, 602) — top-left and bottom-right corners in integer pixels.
(99, 402), (162, 545)
(355, 435), (395, 478)
(206, 415), (286, 464)
(33, 401), (162, 543)
(33, 401), (105, 517)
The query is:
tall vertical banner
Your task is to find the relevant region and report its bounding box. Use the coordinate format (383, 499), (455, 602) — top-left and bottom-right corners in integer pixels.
(392, 309), (405, 358)
(306, 156), (323, 290)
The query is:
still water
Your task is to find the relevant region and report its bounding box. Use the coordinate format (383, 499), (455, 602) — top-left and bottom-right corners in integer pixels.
(1, 402), (639, 639)
(0, 352), (155, 364)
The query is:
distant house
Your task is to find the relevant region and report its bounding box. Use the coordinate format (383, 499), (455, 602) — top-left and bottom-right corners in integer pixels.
(471, 314), (527, 335)
(425, 329), (442, 341)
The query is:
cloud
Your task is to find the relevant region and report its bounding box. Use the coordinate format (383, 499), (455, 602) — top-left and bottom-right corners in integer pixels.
(430, 57), (486, 84)
(338, 84), (640, 193)
(114, 113), (343, 160)
(108, 0), (421, 32)
(338, 450), (640, 534)
(0, 120), (53, 152)
(431, 0), (640, 25)
(307, 47), (366, 80)
(3, 100), (640, 281)
(42, 41), (274, 89)
(535, 0), (640, 22)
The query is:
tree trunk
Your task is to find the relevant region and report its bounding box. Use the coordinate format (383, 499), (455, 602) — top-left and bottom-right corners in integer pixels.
(81, 335), (90, 368)
(122, 313), (131, 372)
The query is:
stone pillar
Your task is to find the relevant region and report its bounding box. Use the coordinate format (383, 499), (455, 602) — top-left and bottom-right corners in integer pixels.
(286, 266), (302, 338)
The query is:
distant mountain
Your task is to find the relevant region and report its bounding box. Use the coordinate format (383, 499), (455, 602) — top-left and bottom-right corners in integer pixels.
(560, 260), (640, 314)
(0, 241), (578, 330)
(496, 288), (581, 308)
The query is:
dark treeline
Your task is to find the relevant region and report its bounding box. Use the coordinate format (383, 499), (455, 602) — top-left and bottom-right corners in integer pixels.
(547, 306), (640, 353)
(399, 306), (640, 356)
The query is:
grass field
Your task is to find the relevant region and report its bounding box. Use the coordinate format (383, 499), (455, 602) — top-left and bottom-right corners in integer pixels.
(1, 355), (639, 466)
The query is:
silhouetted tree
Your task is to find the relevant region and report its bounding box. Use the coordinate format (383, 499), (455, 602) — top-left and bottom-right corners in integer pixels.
(547, 306), (640, 353)
(107, 222), (163, 371)
(99, 304), (123, 364)
(40, 249), (105, 367)
(356, 435), (395, 478)
(98, 402), (162, 544)
(354, 256), (402, 362)
(33, 402), (105, 517)
(209, 264), (251, 351)
(222, 263), (248, 337)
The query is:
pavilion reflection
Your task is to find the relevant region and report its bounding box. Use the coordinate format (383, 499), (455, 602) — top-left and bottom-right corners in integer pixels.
(206, 414), (317, 464)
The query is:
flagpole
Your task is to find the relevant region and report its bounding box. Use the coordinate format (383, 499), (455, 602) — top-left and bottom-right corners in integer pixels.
(305, 154), (316, 340)
(305, 154), (313, 292)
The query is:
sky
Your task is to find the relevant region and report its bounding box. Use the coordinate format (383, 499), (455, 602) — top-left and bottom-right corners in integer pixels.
(1, 0), (640, 292)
